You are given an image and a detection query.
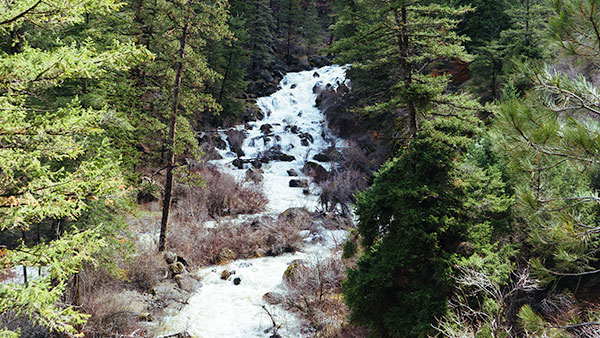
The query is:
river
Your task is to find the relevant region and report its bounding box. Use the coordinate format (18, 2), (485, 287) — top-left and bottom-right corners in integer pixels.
(156, 64), (349, 337)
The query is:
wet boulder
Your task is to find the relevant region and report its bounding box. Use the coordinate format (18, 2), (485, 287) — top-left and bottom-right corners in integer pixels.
(245, 168), (264, 183)
(290, 84), (297, 89)
(251, 159), (262, 169)
(302, 161), (329, 183)
(233, 277), (242, 285)
(280, 154), (296, 162)
(242, 101), (265, 122)
(226, 130), (247, 157)
(289, 179), (308, 188)
(313, 153), (331, 162)
(211, 135), (227, 150)
(287, 169), (298, 177)
(285, 125), (300, 134)
(313, 72), (320, 78)
(232, 158), (245, 170)
(220, 270), (232, 280)
(313, 81), (324, 94)
(299, 133), (313, 147)
(260, 124), (273, 134)
(200, 143), (223, 161)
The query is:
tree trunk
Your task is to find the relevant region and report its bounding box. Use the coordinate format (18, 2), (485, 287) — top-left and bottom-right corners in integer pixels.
(395, 7), (417, 138)
(218, 51), (234, 104)
(286, 0), (293, 60)
(159, 1), (191, 252)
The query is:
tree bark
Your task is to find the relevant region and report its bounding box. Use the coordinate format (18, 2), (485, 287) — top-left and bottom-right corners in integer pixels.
(159, 1), (191, 252)
(395, 7), (417, 137)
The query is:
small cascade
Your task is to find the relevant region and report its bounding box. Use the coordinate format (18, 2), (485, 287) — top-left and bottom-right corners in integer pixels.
(158, 65), (349, 337)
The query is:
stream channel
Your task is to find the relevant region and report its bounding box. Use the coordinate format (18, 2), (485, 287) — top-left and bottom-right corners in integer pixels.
(158, 64), (350, 338)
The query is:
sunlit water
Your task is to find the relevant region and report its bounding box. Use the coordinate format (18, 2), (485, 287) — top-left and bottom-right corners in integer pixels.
(157, 65), (349, 338)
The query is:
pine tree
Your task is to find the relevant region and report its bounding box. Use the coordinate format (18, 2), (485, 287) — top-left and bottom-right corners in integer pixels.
(456, 0), (513, 100)
(491, 0), (600, 284)
(207, 12), (250, 120)
(139, 0), (231, 252)
(0, 0), (149, 335)
(329, 0), (476, 140)
(279, 0), (303, 60)
(233, 0), (276, 75)
(501, 0), (551, 60)
(303, 0), (322, 55)
(344, 116), (511, 337)
(330, 0), (362, 40)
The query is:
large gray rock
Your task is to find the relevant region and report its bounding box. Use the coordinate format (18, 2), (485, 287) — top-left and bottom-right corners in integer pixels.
(302, 161), (329, 182)
(174, 274), (201, 292)
(152, 280), (184, 302)
(313, 153), (331, 162)
(169, 262), (186, 276)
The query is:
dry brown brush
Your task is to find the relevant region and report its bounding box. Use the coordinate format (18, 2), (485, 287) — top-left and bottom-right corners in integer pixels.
(281, 253), (365, 337)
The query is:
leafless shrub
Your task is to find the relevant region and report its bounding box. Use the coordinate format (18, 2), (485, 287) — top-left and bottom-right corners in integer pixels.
(435, 266), (541, 338)
(319, 169), (367, 216)
(168, 216), (304, 267)
(126, 252), (166, 292)
(281, 254), (362, 338)
(341, 142), (369, 172)
(82, 288), (147, 338)
(172, 166), (267, 222)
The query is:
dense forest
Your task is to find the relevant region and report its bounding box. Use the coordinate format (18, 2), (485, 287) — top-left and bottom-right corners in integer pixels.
(3, 0), (600, 337)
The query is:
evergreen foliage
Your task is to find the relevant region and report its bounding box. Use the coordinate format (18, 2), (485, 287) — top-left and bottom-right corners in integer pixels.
(344, 116), (511, 337)
(329, 0), (477, 139)
(0, 0), (148, 335)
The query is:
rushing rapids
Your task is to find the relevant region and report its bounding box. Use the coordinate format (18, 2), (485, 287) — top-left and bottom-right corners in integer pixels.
(157, 65), (349, 337)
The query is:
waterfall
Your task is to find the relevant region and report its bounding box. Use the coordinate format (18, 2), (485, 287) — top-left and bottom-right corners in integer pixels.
(157, 65), (348, 338)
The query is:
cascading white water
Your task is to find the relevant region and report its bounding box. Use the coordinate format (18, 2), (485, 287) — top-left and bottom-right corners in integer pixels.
(212, 65), (348, 212)
(157, 65), (348, 338)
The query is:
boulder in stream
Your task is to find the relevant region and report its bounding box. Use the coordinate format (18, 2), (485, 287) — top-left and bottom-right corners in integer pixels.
(226, 130), (247, 157)
(260, 124), (273, 134)
(280, 154), (296, 162)
(174, 274), (200, 292)
(287, 169), (298, 177)
(289, 179), (308, 188)
(245, 168), (264, 183)
(313, 153), (331, 162)
(302, 161), (329, 183)
(232, 158), (245, 170)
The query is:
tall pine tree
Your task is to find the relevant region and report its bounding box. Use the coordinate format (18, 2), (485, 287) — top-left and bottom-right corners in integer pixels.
(329, 0), (476, 140)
